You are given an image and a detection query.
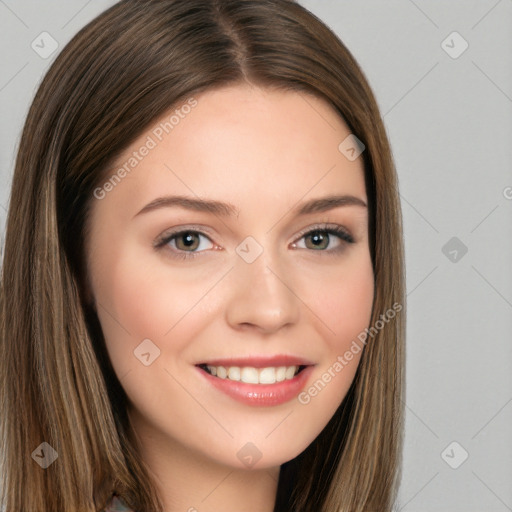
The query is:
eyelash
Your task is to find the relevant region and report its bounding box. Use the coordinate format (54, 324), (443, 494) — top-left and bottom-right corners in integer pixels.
(154, 223), (355, 261)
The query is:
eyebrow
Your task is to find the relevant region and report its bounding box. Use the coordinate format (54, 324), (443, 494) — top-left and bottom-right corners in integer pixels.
(133, 193), (367, 218)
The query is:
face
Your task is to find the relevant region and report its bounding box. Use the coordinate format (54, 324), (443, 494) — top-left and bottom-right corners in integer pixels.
(85, 83), (374, 470)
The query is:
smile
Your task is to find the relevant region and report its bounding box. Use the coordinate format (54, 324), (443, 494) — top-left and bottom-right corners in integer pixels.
(195, 362), (314, 407)
(199, 364), (306, 384)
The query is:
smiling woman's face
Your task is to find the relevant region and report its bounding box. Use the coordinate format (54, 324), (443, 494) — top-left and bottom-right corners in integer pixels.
(85, 83), (374, 471)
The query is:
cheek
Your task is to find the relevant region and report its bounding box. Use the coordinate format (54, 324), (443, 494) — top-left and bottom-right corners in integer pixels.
(294, 251), (373, 406)
(299, 250), (374, 350)
(90, 245), (213, 371)
(326, 262), (374, 344)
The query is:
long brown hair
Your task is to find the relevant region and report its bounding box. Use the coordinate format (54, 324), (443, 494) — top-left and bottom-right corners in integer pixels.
(0, 1), (406, 510)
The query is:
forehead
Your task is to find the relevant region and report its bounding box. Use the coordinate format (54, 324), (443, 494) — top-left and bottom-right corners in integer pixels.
(99, 83), (367, 218)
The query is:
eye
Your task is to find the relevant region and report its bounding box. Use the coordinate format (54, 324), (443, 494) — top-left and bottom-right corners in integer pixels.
(154, 223), (355, 261)
(291, 224), (354, 253)
(155, 229), (216, 260)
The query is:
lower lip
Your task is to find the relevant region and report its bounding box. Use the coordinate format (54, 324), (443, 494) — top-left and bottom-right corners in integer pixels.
(196, 365), (315, 406)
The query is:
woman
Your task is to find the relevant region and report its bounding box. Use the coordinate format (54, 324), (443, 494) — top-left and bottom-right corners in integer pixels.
(0, 0), (406, 511)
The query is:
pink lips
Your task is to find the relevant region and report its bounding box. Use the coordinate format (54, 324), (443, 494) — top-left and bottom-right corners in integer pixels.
(195, 354), (315, 407)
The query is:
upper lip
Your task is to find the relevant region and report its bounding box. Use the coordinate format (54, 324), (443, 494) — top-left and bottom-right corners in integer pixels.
(196, 354), (315, 368)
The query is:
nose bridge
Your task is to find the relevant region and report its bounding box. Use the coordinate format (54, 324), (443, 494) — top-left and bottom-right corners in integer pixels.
(224, 239), (301, 332)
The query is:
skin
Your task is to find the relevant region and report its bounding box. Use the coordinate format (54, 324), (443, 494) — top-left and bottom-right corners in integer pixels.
(85, 83), (374, 512)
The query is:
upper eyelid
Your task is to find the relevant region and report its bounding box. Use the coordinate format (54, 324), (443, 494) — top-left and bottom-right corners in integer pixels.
(294, 222), (351, 237)
(154, 224), (215, 246)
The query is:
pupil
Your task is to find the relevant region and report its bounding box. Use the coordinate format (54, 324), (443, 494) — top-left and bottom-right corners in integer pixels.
(309, 231), (327, 249)
(179, 232), (198, 250)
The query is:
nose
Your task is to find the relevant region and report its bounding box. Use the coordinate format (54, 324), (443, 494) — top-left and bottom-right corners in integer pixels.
(224, 247), (301, 334)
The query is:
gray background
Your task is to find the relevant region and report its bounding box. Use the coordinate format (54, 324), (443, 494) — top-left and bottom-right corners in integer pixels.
(1, 1), (511, 510)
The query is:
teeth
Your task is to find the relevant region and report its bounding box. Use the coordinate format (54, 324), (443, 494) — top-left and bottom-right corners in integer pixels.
(205, 365), (300, 384)
(227, 367), (240, 381)
(241, 367), (259, 384)
(259, 367), (275, 384)
(285, 366), (297, 379)
(275, 366), (286, 382)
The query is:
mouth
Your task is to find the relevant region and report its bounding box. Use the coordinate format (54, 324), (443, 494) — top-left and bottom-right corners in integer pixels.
(196, 363), (309, 385)
(195, 360), (315, 406)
